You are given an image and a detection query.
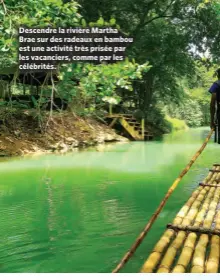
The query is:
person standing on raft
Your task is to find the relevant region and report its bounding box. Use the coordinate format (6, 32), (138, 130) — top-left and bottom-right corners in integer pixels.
(209, 68), (220, 129)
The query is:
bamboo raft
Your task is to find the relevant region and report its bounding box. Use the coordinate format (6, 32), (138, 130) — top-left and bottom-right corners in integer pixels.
(112, 129), (214, 273)
(141, 164), (220, 273)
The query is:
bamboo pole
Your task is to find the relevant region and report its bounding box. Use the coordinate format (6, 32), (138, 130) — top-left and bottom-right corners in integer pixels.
(167, 224), (220, 236)
(157, 231), (186, 273)
(109, 104), (112, 115)
(141, 118), (145, 139)
(199, 182), (220, 188)
(172, 232), (197, 273)
(215, 210), (220, 230)
(113, 129), (214, 273)
(191, 234), (209, 273)
(209, 169), (220, 173)
(205, 235), (219, 273)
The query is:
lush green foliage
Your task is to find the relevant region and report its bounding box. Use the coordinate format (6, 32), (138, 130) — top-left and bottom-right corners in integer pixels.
(78, 0), (220, 113)
(0, 0), (220, 132)
(163, 64), (217, 128)
(166, 98), (204, 127)
(57, 61), (151, 114)
(165, 116), (188, 131)
(0, 0), (81, 68)
(0, 0), (151, 115)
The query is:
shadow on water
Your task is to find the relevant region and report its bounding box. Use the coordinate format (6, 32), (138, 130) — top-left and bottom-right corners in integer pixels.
(0, 127), (218, 272)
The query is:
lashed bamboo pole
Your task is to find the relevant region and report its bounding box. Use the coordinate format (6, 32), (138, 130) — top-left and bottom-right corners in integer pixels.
(205, 235), (219, 273)
(167, 224), (220, 236)
(172, 232), (197, 273)
(199, 182), (220, 188)
(215, 209), (220, 230)
(141, 166), (220, 273)
(210, 169), (220, 173)
(113, 129), (214, 273)
(191, 234), (209, 273)
(157, 231), (186, 273)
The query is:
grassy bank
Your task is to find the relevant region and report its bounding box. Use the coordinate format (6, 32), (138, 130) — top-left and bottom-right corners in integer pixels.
(165, 115), (189, 132)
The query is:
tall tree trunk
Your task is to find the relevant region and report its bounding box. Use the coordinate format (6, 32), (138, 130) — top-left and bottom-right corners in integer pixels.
(137, 71), (154, 119)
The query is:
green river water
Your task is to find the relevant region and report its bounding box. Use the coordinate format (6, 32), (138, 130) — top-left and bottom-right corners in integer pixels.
(0, 127), (219, 273)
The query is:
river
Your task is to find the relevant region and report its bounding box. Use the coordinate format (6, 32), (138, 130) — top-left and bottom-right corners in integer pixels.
(0, 127), (219, 272)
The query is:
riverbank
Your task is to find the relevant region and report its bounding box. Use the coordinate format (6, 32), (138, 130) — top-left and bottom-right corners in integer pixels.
(0, 108), (128, 157)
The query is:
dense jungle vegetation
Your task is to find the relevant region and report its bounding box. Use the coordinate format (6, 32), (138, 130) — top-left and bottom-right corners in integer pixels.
(1, 0), (220, 133)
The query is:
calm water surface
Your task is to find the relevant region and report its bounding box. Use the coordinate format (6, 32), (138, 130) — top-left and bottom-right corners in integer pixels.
(0, 127), (219, 272)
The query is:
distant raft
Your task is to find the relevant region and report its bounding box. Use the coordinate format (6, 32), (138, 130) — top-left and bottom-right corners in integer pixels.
(141, 164), (220, 273)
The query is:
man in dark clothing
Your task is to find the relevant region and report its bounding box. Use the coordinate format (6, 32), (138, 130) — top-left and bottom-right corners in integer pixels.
(209, 69), (220, 129)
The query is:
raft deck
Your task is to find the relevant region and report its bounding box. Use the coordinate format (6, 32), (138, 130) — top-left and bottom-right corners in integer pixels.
(141, 164), (220, 273)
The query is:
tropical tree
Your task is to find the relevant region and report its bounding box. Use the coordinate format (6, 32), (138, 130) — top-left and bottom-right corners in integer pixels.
(78, 0), (220, 117)
(0, 0), (151, 114)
